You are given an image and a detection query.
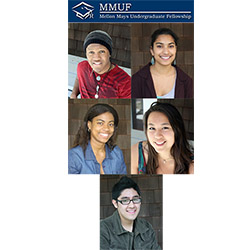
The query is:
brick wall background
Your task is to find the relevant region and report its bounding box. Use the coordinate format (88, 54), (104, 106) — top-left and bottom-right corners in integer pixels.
(68, 99), (131, 171)
(131, 23), (194, 79)
(68, 23), (131, 68)
(100, 175), (163, 249)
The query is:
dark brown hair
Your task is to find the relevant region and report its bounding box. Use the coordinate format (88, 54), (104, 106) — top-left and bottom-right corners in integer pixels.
(72, 104), (119, 154)
(151, 28), (179, 47)
(144, 102), (192, 174)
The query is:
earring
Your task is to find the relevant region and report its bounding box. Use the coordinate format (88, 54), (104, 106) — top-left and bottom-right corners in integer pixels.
(88, 128), (90, 132)
(173, 59), (176, 66)
(151, 56), (155, 65)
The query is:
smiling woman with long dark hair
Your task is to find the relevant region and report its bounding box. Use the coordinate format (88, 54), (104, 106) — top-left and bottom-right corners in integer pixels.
(68, 103), (127, 174)
(131, 102), (194, 174)
(132, 28), (193, 98)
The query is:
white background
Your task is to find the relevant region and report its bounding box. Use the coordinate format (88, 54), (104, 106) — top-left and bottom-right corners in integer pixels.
(1, 0), (250, 249)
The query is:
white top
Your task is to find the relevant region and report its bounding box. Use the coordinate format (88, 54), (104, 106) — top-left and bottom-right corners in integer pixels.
(157, 70), (177, 99)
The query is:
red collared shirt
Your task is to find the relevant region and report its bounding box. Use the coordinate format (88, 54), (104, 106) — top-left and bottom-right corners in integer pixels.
(77, 60), (131, 99)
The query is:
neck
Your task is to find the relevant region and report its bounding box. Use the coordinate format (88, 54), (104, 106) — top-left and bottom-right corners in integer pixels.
(152, 63), (174, 75)
(120, 217), (134, 232)
(158, 151), (173, 162)
(90, 139), (106, 153)
(94, 62), (112, 75)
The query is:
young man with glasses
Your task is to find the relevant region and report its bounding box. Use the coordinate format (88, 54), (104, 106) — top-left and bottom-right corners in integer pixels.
(100, 176), (161, 249)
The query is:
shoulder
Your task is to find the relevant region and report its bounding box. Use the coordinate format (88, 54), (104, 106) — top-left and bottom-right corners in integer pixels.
(189, 161), (194, 174)
(132, 63), (151, 80)
(131, 141), (147, 155)
(131, 141), (148, 174)
(131, 142), (139, 153)
(68, 145), (84, 158)
(100, 213), (115, 230)
(77, 61), (90, 75)
(68, 146), (85, 174)
(136, 218), (161, 249)
(176, 66), (192, 82)
(77, 60), (88, 68)
(136, 217), (155, 234)
(100, 215), (113, 243)
(131, 142), (140, 174)
(112, 65), (130, 79)
(111, 145), (123, 155)
(109, 145), (125, 161)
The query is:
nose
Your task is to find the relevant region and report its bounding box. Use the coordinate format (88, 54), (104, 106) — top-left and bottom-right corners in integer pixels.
(154, 129), (163, 139)
(102, 123), (110, 131)
(93, 52), (101, 60)
(128, 200), (136, 208)
(162, 45), (169, 54)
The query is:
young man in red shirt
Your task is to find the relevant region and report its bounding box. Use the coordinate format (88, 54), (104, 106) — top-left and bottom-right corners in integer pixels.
(70, 30), (131, 99)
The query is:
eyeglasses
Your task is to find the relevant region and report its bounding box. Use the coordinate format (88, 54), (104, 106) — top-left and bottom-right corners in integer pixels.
(116, 197), (142, 205)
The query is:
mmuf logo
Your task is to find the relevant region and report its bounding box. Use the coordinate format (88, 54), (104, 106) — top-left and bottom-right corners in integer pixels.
(72, 2), (94, 20)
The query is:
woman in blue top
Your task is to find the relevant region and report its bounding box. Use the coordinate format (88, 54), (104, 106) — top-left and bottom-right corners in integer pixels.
(68, 104), (127, 174)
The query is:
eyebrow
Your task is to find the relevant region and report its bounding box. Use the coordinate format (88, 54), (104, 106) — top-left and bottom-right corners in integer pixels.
(155, 42), (175, 45)
(96, 119), (114, 123)
(119, 195), (140, 199)
(148, 122), (170, 126)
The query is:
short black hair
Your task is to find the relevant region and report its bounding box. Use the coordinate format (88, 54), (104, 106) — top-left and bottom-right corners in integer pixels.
(112, 176), (141, 200)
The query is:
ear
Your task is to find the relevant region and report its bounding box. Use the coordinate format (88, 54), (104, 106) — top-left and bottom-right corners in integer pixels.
(112, 199), (118, 209)
(150, 46), (154, 57)
(87, 121), (91, 131)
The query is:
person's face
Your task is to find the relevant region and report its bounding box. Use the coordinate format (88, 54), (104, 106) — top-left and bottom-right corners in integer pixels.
(146, 111), (175, 153)
(150, 34), (177, 66)
(88, 112), (115, 145)
(86, 43), (111, 74)
(112, 188), (141, 223)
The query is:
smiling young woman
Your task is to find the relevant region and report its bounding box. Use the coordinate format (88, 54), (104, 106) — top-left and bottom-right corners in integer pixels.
(131, 102), (194, 174)
(132, 28), (193, 99)
(68, 104), (127, 174)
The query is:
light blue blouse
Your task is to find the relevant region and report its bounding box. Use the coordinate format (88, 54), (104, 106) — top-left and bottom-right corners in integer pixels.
(68, 143), (127, 174)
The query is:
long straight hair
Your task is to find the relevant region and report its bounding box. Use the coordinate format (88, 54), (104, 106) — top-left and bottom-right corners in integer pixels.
(73, 104), (119, 155)
(144, 102), (192, 174)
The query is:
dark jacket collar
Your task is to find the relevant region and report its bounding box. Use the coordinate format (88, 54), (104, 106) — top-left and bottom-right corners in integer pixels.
(138, 62), (186, 81)
(112, 210), (149, 240)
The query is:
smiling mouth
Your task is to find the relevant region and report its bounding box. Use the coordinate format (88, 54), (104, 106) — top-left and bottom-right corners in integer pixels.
(154, 141), (166, 146)
(99, 133), (109, 138)
(93, 62), (102, 65)
(126, 209), (136, 214)
(160, 55), (171, 60)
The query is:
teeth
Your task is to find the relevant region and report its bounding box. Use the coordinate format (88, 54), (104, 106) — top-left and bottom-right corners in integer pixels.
(100, 133), (109, 137)
(161, 56), (170, 60)
(155, 141), (165, 146)
(93, 62), (101, 65)
(127, 210), (136, 213)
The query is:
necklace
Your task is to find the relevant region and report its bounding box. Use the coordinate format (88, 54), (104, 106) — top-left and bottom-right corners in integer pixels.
(93, 63), (113, 99)
(157, 156), (175, 174)
(159, 156), (174, 164)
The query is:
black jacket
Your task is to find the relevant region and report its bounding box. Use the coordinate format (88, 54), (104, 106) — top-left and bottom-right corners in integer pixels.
(132, 63), (193, 98)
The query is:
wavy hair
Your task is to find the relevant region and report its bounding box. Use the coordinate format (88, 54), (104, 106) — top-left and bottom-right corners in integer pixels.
(144, 102), (193, 174)
(72, 103), (119, 154)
